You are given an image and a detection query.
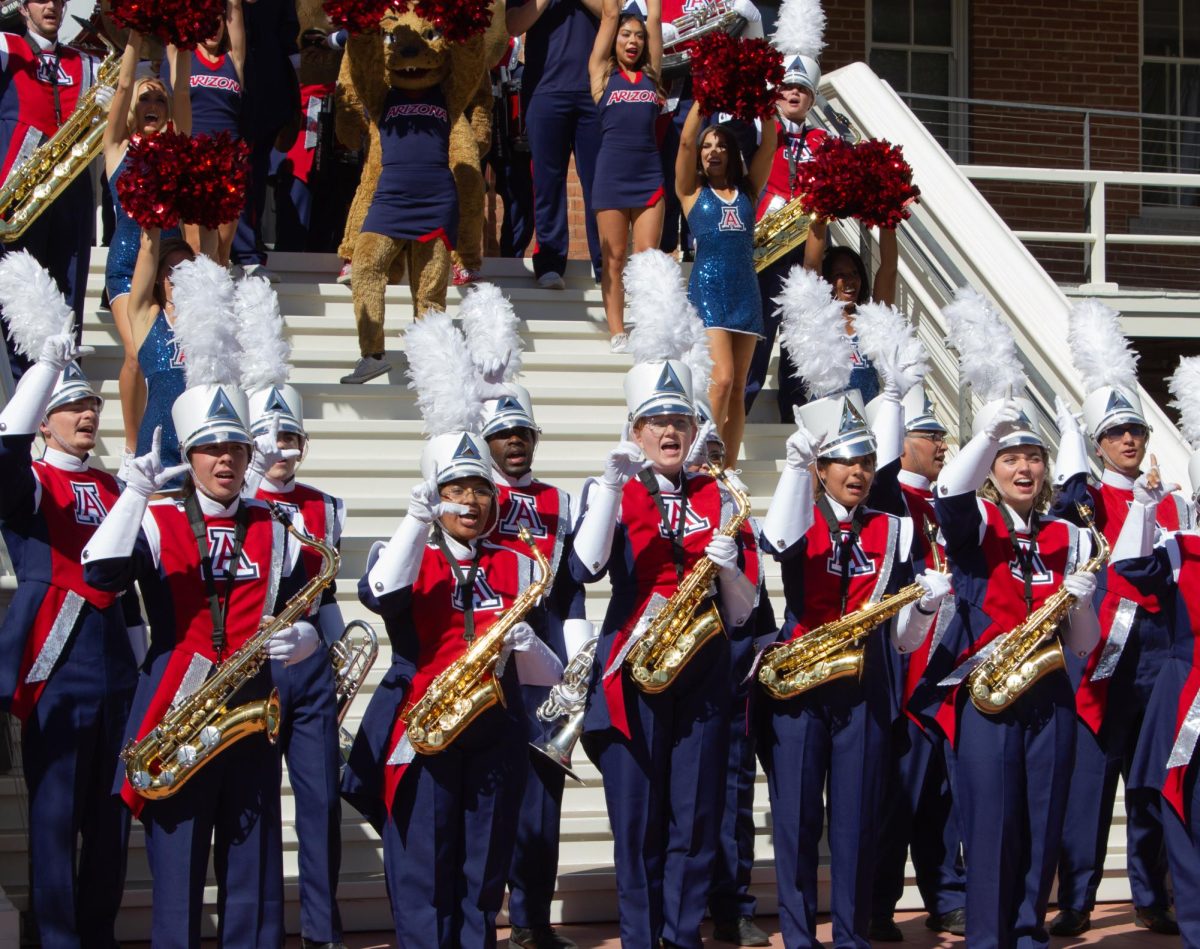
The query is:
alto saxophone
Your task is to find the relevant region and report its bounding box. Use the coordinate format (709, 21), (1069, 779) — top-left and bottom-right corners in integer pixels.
(405, 527), (550, 754)
(967, 504), (1109, 714)
(531, 635), (598, 783)
(122, 503), (341, 799)
(758, 523), (945, 700)
(0, 48), (119, 242)
(625, 466), (752, 694)
(332, 619), (380, 760)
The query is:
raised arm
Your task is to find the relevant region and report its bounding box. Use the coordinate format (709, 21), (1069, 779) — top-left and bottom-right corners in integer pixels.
(103, 32), (142, 171)
(445, 34), (487, 116)
(168, 45), (192, 136)
(507, 0), (552, 37)
(588, 0), (619, 103)
(747, 117), (777, 198)
(675, 100), (703, 209)
(872, 226), (898, 306)
(226, 0), (247, 86)
(803, 216), (828, 273)
(646, 0), (662, 78)
(346, 32), (389, 122)
(127, 228), (162, 352)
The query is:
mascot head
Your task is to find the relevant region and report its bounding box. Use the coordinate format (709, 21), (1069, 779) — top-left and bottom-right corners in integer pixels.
(380, 7), (453, 90)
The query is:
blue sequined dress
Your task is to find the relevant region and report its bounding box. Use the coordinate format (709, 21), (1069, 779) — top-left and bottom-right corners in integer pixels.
(685, 185), (763, 337)
(105, 151), (182, 302)
(137, 310), (186, 489)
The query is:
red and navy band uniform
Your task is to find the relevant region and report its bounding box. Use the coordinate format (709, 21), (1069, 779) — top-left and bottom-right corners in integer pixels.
(571, 472), (755, 949)
(491, 477), (585, 933)
(757, 487), (912, 948)
(485, 42), (534, 258)
(1115, 531), (1200, 946)
(272, 81), (338, 252)
(0, 33), (97, 375)
(872, 476), (966, 926)
(0, 438), (138, 949)
(1051, 472), (1190, 920)
(257, 480), (346, 945)
(344, 538), (545, 946)
(85, 496), (291, 949)
(745, 120), (829, 421)
(591, 68), (664, 211)
(361, 85), (458, 248)
(917, 492), (1087, 949)
(508, 0), (602, 279)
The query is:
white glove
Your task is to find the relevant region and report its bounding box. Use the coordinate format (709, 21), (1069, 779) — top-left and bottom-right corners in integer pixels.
(38, 318), (92, 372)
(122, 427), (189, 498)
(730, 0), (761, 22)
(407, 479), (470, 523)
(661, 21), (679, 45)
(502, 620), (538, 652)
(248, 417), (302, 477)
(496, 621), (565, 686)
(984, 398), (1024, 441)
(1064, 570), (1097, 611)
(785, 417), (822, 470)
(601, 441), (645, 487)
(1054, 395), (1083, 438)
(264, 620), (320, 666)
(705, 534), (740, 577)
(1133, 467), (1179, 507)
(478, 350), (511, 385)
(94, 84), (115, 110)
(915, 570), (952, 611)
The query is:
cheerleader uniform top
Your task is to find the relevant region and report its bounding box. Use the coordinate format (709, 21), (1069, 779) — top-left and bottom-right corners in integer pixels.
(185, 51), (243, 137)
(686, 186), (763, 337)
(591, 69), (663, 211)
(361, 86), (458, 247)
(136, 310), (186, 490)
(510, 0), (598, 98)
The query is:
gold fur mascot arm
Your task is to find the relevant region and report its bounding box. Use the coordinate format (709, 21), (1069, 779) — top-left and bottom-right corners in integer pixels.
(346, 28), (389, 122)
(336, 47), (370, 149)
(444, 33), (489, 118)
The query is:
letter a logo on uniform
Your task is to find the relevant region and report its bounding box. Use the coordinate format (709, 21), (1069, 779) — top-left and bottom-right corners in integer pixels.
(72, 482), (108, 526)
(718, 206), (745, 232)
(500, 491), (548, 538)
(453, 434), (481, 460)
(206, 527), (261, 580)
(451, 570), (503, 612)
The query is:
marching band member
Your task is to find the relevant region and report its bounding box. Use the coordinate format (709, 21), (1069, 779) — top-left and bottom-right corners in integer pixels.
(341, 313), (563, 947)
(1049, 301), (1187, 937)
(1108, 356), (1200, 946)
(0, 254), (138, 949)
(459, 285), (585, 949)
(239, 280), (349, 949)
(572, 251), (758, 949)
(916, 288), (1101, 948)
(82, 259), (314, 949)
(757, 275), (948, 948)
(588, 0), (663, 353)
(866, 387), (967, 939)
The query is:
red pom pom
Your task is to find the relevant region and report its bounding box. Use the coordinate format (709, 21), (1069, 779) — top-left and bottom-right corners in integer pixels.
(110, 0), (224, 49)
(796, 137), (921, 229)
(414, 0), (493, 41)
(322, 0), (396, 33)
(690, 33), (783, 122)
(115, 131), (190, 230)
(177, 132), (251, 230)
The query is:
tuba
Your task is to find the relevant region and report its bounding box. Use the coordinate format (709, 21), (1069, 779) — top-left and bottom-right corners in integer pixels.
(967, 505), (1109, 714)
(624, 466), (752, 693)
(332, 618), (380, 759)
(531, 635), (598, 784)
(758, 523), (944, 700)
(122, 504), (341, 799)
(405, 528), (550, 754)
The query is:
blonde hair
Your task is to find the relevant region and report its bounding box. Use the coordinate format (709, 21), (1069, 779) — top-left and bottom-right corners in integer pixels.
(127, 77), (172, 135)
(979, 450), (1053, 515)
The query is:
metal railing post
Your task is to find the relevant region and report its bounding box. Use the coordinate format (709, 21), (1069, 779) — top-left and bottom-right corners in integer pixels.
(1087, 179), (1108, 287)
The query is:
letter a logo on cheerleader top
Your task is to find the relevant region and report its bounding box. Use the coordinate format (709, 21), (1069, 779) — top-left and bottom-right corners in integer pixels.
(499, 491), (548, 539)
(168, 337), (185, 370)
(718, 205), (745, 232)
(451, 569), (503, 612)
(205, 528), (262, 581)
(71, 482), (108, 526)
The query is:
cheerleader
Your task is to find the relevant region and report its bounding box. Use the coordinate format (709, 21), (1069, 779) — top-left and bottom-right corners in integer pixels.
(341, 314), (562, 946)
(915, 288), (1101, 948)
(82, 260), (317, 949)
(571, 252), (758, 949)
(587, 0), (663, 352)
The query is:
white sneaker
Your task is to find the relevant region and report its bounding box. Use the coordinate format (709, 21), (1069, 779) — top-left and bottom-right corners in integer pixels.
(537, 272), (566, 290)
(243, 263), (280, 284)
(610, 333), (629, 354)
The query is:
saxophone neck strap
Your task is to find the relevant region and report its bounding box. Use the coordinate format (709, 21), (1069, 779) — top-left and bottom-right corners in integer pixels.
(433, 525), (484, 644)
(639, 468), (688, 582)
(817, 495), (866, 615)
(184, 491), (250, 663)
(25, 33), (62, 125)
(1000, 505), (1041, 618)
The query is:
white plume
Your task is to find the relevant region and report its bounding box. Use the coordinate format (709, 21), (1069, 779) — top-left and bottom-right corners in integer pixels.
(853, 300), (928, 396)
(1067, 299), (1139, 394)
(0, 250), (73, 360)
(1169, 357), (1200, 450)
(233, 276), (292, 393)
(404, 310), (485, 437)
(626, 250), (697, 363)
(772, 0), (825, 58)
(460, 282), (523, 380)
(775, 265), (852, 399)
(942, 286), (1025, 402)
(170, 256), (241, 386)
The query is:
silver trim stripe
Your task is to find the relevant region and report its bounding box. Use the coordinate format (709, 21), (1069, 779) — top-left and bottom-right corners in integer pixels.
(170, 653), (214, 708)
(265, 517), (286, 614)
(869, 515), (900, 605)
(604, 591), (669, 678)
(939, 638), (999, 687)
(25, 590), (84, 683)
(1091, 597), (1138, 682)
(1168, 688), (1200, 770)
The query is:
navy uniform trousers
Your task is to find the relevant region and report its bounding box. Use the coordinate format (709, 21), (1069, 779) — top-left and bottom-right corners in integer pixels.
(273, 642), (343, 943)
(1162, 765), (1200, 947)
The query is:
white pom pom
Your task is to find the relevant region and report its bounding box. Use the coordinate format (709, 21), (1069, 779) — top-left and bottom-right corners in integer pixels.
(233, 276), (292, 393)
(1169, 357), (1200, 451)
(0, 250), (73, 360)
(1068, 299), (1139, 394)
(772, 0), (825, 58)
(170, 256), (241, 387)
(942, 286), (1026, 402)
(625, 250), (698, 364)
(460, 282), (523, 381)
(404, 311), (485, 437)
(775, 265), (852, 399)
(853, 300), (928, 396)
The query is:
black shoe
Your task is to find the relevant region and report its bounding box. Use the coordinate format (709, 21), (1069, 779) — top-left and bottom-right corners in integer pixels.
(869, 916), (904, 941)
(1134, 905), (1180, 935)
(300, 941), (347, 949)
(508, 925), (578, 949)
(925, 907), (966, 935)
(711, 915), (771, 947)
(1048, 908), (1091, 937)
(340, 354), (391, 384)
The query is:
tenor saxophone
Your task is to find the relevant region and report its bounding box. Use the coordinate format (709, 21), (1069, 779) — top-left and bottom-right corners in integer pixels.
(967, 504), (1109, 714)
(624, 466), (752, 694)
(405, 527), (550, 754)
(758, 523), (945, 700)
(121, 503), (341, 799)
(753, 198), (813, 273)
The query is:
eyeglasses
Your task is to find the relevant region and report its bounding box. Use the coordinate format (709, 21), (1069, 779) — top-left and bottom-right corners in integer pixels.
(440, 484), (495, 503)
(642, 415), (694, 434)
(908, 432), (947, 445)
(1101, 424), (1148, 440)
